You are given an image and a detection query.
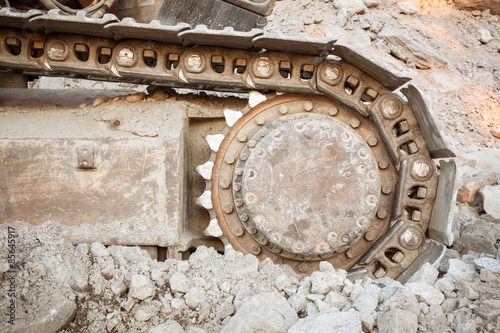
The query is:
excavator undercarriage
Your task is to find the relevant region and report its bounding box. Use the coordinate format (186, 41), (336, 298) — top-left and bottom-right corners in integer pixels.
(0, 0), (457, 280)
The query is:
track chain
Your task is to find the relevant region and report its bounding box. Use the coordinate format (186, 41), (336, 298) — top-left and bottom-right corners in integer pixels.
(0, 7), (456, 279)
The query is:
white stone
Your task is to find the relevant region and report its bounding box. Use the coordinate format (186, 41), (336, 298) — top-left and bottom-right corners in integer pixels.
(220, 292), (298, 333)
(203, 219), (223, 238)
(204, 134), (225, 152)
(378, 26), (446, 69)
(90, 242), (109, 257)
(478, 28), (493, 43)
(185, 287), (206, 309)
(333, 0), (367, 18)
(360, 311), (375, 332)
(195, 161), (213, 180)
(407, 263), (439, 285)
(149, 320), (185, 333)
(195, 191), (213, 210)
(223, 108), (243, 127)
(325, 291), (350, 310)
(349, 283), (365, 302)
(378, 308), (418, 333)
(248, 91), (267, 108)
(474, 257), (500, 273)
(446, 259), (476, 282)
(134, 302), (160, 321)
(397, 2), (421, 15)
(362, 0), (379, 8)
(380, 286), (420, 316)
(479, 185), (500, 219)
(406, 282), (444, 306)
(111, 277), (127, 295)
(275, 275), (299, 291)
(169, 272), (191, 294)
(434, 277), (456, 294)
(289, 308), (362, 333)
(129, 274), (155, 301)
(171, 298), (186, 310)
(310, 269), (346, 295)
(337, 8), (348, 27)
(353, 284), (380, 314)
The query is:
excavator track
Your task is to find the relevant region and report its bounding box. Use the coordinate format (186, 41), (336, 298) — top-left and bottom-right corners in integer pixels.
(0, 8), (457, 279)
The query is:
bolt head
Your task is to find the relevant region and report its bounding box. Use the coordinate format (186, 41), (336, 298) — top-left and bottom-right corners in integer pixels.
(223, 205), (234, 214)
(377, 209), (388, 219)
(413, 161), (430, 178)
(321, 64), (341, 84)
(234, 226), (244, 236)
(251, 245), (261, 255)
(187, 54), (203, 72)
(298, 263), (308, 273)
(117, 47), (136, 67)
(254, 57), (273, 78)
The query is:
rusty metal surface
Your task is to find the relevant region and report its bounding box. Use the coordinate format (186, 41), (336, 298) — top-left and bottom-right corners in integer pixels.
(212, 95), (396, 275)
(0, 138), (167, 226)
(237, 113), (380, 256)
(402, 84), (456, 159)
(223, 0), (275, 16)
(332, 44), (412, 91)
(0, 13), (456, 277)
(179, 26), (262, 49)
(105, 19), (189, 44)
(30, 10), (118, 38)
(252, 30), (336, 56)
(428, 159), (457, 246)
(0, 7), (43, 30)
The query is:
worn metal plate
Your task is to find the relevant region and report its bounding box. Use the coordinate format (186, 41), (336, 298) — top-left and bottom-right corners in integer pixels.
(179, 26), (262, 49)
(428, 160), (457, 246)
(402, 84), (455, 159)
(0, 138), (168, 228)
(156, 0), (265, 31)
(0, 7), (44, 31)
(253, 31), (336, 56)
(29, 10), (118, 38)
(332, 44), (412, 91)
(105, 19), (189, 44)
(223, 0), (275, 16)
(237, 113), (380, 256)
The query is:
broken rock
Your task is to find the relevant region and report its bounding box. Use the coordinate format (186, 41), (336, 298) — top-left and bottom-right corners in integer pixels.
(474, 257), (500, 273)
(220, 292), (298, 333)
(333, 0), (367, 18)
(378, 26), (447, 69)
(446, 259), (476, 282)
(378, 308), (418, 333)
(478, 28), (493, 43)
(149, 320), (185, 333)
(129, 274), (155, 301)
(406, 282), (444, 306)
(288, 308), (362, 333)
(407, 263), (439, 285)
(479, 185), (500, 219)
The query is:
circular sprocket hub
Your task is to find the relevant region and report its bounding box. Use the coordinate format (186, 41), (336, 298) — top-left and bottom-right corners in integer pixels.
(236, 113), (380, 257)
(212, 95), (397, 274)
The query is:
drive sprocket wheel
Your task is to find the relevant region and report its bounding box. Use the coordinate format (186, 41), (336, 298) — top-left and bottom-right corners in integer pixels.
(210, 94), (398, 275)
(200, 89), (452, 279)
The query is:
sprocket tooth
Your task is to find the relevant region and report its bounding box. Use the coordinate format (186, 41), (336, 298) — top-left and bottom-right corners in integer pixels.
(203, 218), (224, 238)
(249, 90), (267, 108)
(195, 190), (213, 210)
(223, 108), (243, 127)
(204, 134), (225, 152)
(195, 161), (214, 180)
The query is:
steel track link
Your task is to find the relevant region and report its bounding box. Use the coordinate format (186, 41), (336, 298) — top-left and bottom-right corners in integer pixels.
(0, 8), (456, 278)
